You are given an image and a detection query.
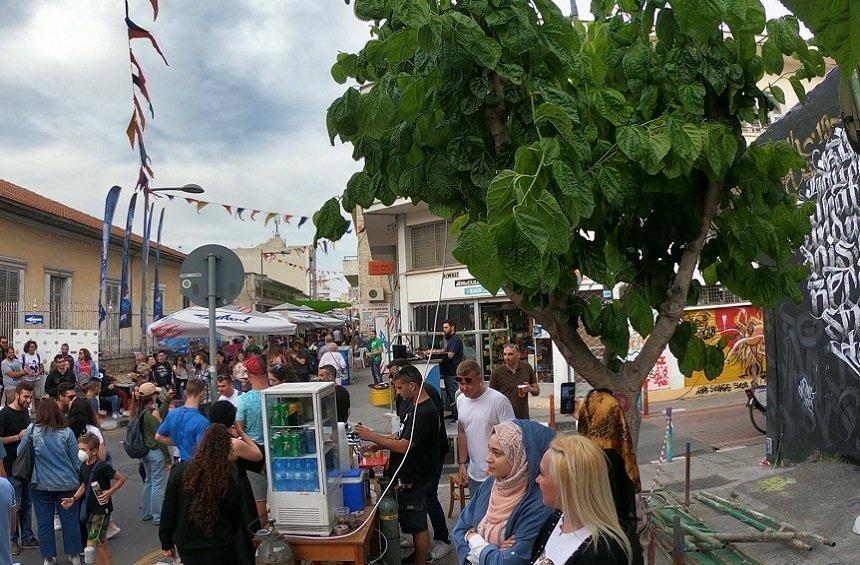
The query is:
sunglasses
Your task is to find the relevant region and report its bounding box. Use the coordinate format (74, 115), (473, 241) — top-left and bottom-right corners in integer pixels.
(455, 376), (473, 384)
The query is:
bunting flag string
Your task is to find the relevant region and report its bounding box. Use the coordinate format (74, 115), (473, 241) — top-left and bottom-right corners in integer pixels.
(261, 253), (344, 277)
(123, 0), (167, 192)
(162, 195), (321, 230)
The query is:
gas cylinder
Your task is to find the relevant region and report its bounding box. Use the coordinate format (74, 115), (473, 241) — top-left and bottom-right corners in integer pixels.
(255, 526), (294, 565)
(377, 477), (401, 565)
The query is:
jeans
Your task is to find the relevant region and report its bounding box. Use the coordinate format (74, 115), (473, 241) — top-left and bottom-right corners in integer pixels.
(32, 488), (83, 558)
(425, 454), (449, 544)
(370, 359), (382, 385)
(468, 478), (483, 499)
(8, 476), (36, 543)
(442, 373), (458, 417)
(0, 478), (13, 563)
(141, 448), (169, 523)
(101, 394), (121, 415)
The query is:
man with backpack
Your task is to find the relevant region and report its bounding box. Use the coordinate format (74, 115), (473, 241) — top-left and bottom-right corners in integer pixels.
(126, 382), (171, 526)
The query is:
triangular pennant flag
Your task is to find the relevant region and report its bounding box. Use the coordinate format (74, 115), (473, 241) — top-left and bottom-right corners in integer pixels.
(283, 214), (293, 224)
(126, 112), (138, 148)
(133, 95), (147, 130)
(125, 1), (169, 65)
(322, 241), (329, 254)
(250, 210), (260, 221)
(166, 194), (174, 201)
(298, 216), (308, 229)
(222, 204), (233, 215)
(357, 224), (366, 234)
(196, 201), (209, 213)
(149, 0), (159, 19)
(236, 207), (246, 220)
(135, 167), (150, 191)
(264, 212), (277, 226)
(131, 72), (154, 118)
(185, 198), (196, 204)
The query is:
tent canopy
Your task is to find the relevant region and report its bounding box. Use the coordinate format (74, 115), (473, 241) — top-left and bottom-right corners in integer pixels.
(292, 299), (353, 313)
(148, 305), (296, 339)
(271, 302), (314, 312)
(268, 309), (343, 330)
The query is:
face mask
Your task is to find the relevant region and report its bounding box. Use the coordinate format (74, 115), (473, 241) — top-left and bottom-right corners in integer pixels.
(78, 450), (89, 463)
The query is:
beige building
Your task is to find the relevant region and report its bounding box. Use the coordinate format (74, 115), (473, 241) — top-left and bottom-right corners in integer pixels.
(234, 272), (306, 312)
(0, 178), (184, 355)
(232, 236), (313, 298)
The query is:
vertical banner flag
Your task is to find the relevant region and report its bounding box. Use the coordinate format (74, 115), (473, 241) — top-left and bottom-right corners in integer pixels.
(152, 208), (165, 321)
(119, 194), (138, 328)
(140, 203), (155, 325)
(98, 186), (123, 326)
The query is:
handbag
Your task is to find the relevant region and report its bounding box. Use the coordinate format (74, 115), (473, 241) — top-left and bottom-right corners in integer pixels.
(11, 424), (35, 482)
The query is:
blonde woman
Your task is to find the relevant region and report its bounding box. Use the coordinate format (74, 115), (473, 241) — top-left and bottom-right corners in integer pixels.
(531, 435), (637, 565)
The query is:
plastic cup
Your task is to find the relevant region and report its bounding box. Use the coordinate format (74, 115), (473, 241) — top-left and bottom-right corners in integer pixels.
(335, 506), (351, 526)
(517, 384), (529, 398)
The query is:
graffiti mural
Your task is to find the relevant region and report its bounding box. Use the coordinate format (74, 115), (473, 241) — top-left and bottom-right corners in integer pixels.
(759, 69), (860, 462)
(684, 306), (767, 385)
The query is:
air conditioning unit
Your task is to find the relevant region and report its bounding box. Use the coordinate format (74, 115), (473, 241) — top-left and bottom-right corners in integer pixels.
(366, 286), (385, 302)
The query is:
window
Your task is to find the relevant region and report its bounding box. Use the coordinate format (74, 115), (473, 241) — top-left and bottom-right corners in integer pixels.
(409, 222), (458, 270)
(0, 263), (23, 338)
(48, 275), (70, 329)
(412, 302), (475, 333)
(697, 284), (743, 306)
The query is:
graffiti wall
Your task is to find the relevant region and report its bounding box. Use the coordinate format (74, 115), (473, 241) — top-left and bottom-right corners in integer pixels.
(630, 304), (766, 402)
(758, 69), (860, 462)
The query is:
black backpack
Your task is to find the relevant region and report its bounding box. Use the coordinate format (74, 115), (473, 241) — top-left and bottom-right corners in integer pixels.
(123, 411), (150, 459)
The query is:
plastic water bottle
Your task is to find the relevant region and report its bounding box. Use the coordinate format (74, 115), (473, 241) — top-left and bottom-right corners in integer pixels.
(273, 460), (285, 491)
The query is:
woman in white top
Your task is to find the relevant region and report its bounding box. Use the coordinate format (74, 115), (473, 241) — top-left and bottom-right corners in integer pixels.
(20, 340), (45, 409)
(317, 342), (346, 381)
(530, 435), (635, 565)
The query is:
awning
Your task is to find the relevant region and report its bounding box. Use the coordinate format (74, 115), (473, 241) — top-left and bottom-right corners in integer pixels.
(268, 309), (344, 330)
(147, 305), (296, 339)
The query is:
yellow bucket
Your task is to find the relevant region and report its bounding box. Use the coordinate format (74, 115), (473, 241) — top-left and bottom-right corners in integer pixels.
(369, 386), (394, 407)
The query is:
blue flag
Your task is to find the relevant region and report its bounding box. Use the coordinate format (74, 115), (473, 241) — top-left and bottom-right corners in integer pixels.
(119, 194), (137, 329)
(98, 186), (122, 325)
(152, 208), (165, 321)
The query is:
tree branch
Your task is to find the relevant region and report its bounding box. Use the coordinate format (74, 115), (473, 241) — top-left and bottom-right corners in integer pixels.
(622, 176), (723, 383)
(484, 71), (510, 148)
(508, 290), (616, 389)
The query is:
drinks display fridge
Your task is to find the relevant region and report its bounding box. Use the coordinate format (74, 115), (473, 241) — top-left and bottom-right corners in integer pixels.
(262, 382), (343, 535)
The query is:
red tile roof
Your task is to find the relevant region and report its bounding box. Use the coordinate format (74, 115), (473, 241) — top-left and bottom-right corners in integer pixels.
(0, 178), (184, 260)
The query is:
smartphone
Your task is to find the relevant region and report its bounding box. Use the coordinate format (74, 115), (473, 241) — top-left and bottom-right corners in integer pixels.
(560, 382), (576, 414)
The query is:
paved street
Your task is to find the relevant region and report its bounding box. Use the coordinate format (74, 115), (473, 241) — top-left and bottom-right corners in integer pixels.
(11, 371), (856, 564)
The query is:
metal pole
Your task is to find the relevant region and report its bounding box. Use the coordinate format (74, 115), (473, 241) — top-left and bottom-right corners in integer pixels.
(139, 189), (150, 354)
(260, 250), (264, 311)
(665, 407), (674, 462)
(207, 253), (219, 403)
(684, 441), (692, 510)
(671, 516), (685, 564)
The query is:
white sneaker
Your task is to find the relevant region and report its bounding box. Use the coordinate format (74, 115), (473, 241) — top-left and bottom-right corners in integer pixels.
(429, 540), (452, 562)
(53, 515), (61, 531)
(106, 522), (121, 540)
(69, 556), (81, 565)
(43, 559), (56, 565)
(400, 535), (413, 548)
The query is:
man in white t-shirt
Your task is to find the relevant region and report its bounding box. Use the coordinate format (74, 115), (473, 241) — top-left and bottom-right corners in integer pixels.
(455, 359), (515, 495)
(216, 375), (241, 407)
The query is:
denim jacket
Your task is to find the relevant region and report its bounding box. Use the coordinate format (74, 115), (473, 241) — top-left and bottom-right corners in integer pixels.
(19, 425), (80, 491)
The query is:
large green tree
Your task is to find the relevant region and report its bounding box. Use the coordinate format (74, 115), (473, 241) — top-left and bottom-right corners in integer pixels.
(315, 0), (830, 439)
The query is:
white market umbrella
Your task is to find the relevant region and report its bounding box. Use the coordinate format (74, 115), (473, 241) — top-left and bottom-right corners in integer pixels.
(269, 309), (344, 330)
(147, 305), (296, 339)
(271, 302), (314, 311)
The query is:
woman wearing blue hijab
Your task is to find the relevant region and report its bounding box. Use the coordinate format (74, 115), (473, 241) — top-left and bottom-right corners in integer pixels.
(453, 419), (556, 565)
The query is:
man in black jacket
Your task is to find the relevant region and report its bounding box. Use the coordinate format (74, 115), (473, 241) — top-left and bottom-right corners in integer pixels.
(45, 355), (76, 398)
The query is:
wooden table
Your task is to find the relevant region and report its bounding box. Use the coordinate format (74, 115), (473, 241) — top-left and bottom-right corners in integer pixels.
(282, 505), (379, 565)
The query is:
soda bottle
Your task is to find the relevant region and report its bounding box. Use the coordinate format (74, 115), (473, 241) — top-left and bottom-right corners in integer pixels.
(91, 482), (105, 506)
(271, 401), (283, 427)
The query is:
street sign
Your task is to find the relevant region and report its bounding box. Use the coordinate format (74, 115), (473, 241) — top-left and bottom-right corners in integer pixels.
(180, 245), (244, 307)
(24, 314), (44, 325)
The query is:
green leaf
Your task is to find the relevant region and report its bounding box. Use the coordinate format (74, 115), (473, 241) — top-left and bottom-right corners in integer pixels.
(486, 170), (519, 224)
(674, 0), (723, 43)
(393, 0), (430, 28)
(354, 0), (389, 21)
(789, 75), (807, 105)
(617, 124), (651, 161)
(514, 191), (571, 255)
(593, 89), (632, 126)
(534, 102), (573, 136)
(769, 84), (786, 105)
(596, 164), (625, 206)
(622, 40), (651, 80)
(325, 87), (361, 144)
(452, 222), (506, 294)
(678, 334), (706, 377)
(702, 262), (719, 286)
(331, 60), (348, 84)
(627, 287), (654, 338)
(704, 345), (725, 380)
(600, 303), (629, 358)
(347, 171), (375, 208)
(385, 29), (415, 64)
(552, 161), (595, 219)
(762, 40), (784, 75)
(582, 295), (603, 335)
(400, 80), (425, 120)
(359, 89), (395, 139)
(313, 197), (350, 243)
(540, 87), (580, 123)
(496, 63), (525, 85)
(677, 83), (706, 115)
(669, 321), (694, 359)
(449, 214), (469, 236)
(495, 218), (543, 289)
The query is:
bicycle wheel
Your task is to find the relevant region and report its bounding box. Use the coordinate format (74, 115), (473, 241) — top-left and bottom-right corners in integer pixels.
(749, 403), (766, 434)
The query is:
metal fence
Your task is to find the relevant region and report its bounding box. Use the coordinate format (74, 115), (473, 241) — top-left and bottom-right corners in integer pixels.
(0, 301), (144, 354)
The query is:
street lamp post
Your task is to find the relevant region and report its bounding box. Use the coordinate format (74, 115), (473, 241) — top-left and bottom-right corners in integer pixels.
(139, 184), (204, 353)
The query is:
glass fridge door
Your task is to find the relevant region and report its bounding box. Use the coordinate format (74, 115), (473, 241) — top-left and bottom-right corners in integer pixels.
(267, 393), (320, 494)
(319, 389), (340, 491)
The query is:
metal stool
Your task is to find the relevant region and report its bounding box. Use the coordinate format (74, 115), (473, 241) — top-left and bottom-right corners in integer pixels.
(448, 474), (470, 517)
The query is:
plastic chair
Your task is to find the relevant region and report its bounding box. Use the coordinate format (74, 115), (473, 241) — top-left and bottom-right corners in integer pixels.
(351, 346), (367, 370)
(448, 474), (470, 517)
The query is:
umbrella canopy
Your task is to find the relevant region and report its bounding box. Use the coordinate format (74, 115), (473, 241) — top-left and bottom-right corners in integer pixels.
(148, 305), (296, 339)
(269, 309), (343, 330)
(271, 302), (314, 311)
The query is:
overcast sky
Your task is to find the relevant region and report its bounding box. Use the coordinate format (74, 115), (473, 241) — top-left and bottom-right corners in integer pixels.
(0, 0), (793, 291)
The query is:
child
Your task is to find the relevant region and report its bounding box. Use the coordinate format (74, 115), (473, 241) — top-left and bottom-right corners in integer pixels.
(61, 433), (126, 565)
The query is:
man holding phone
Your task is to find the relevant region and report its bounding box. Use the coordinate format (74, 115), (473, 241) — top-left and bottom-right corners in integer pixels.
(489, 344), (539, 419)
